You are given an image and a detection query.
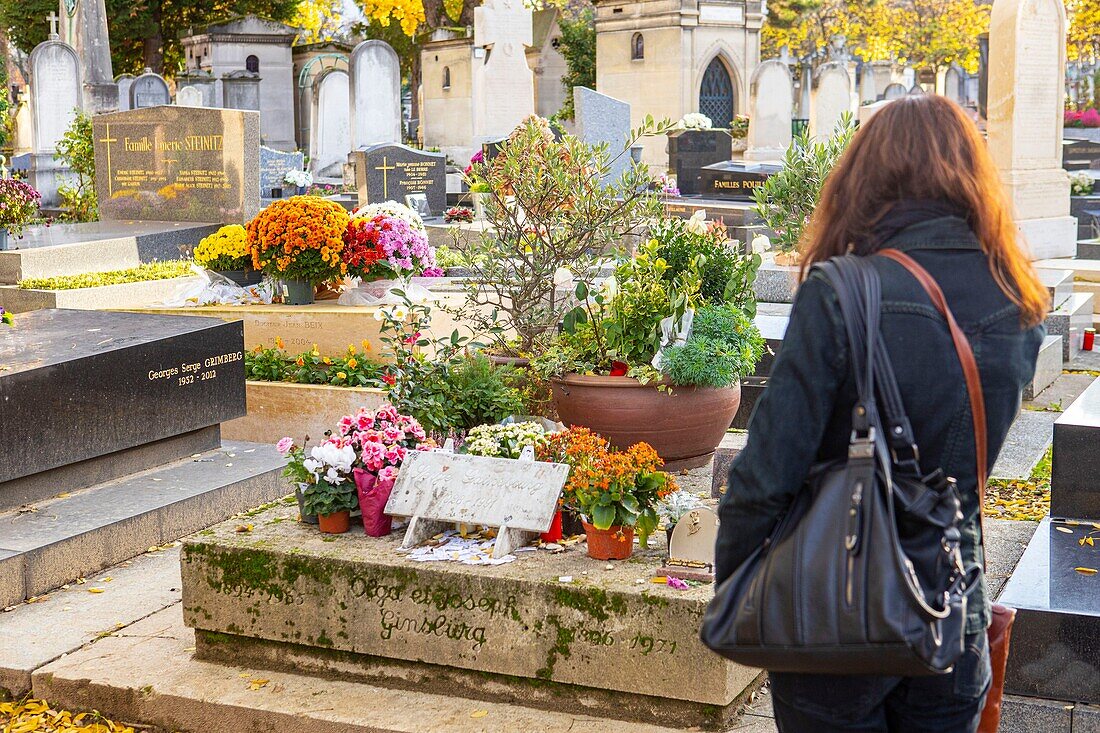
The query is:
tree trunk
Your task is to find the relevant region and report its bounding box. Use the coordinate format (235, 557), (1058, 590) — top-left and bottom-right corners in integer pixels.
(143, 34), (164, 73)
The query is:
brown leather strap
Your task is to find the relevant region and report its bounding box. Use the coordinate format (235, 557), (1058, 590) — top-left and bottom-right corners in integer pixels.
(878, 249), (989, 499)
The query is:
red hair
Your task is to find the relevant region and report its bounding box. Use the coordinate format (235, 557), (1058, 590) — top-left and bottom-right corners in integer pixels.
(801, 95), (1049, 326)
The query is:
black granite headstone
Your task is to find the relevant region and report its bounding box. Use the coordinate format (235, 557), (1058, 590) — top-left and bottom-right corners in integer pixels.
(667, 130), (733, 197)
(1000, 377), (1100, 704)
(352, 143), (446, 216)
(1063, 139), (1100, 169)
(0, 310), (246, 489)
(699, 162), (781, 201)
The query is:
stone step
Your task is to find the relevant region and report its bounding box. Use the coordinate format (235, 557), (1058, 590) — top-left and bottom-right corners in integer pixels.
(1044, 292), (1095, 361)
(0, 276), (204, 314)
(1051, 377), (1100, 519)
(0, 441), (287, 608)
(1070, 280), (1100, 313)
(1035, 257), (1100, 283)
(32, 605), (700, 733)
(1078, 238), (1100, 260)
(1037, 267), (1075, 310)
(0, 221), (218, 284)
(1024, 335), (1065, 401)
(989, 409), (1058, 482)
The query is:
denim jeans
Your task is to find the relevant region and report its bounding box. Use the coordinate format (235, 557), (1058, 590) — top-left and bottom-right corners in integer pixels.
(769, 633), (992, 733)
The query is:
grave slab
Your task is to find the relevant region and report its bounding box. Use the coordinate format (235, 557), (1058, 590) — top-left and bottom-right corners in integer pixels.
(1024, 372), (1096, 414)
(34, 604), (703, 733)
(0, 546), (181, 698)
(180, 503), (761, 729)
(1023, 335), (1064, 400)
(222, 381), (387, 445)
(1051, 376), (1100, 518)
(999, 695), (1073, 733)
(990, 409), (1058, 481)
(0, 276), (205, 314)
(1044, 292), (1094, 361)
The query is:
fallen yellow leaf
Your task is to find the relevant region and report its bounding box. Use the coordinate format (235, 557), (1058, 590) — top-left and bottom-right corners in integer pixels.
(1056, 527), (1074, 534)
(88, 588), (105, 594)
(470, 710), (489, 718)
(248, 678), (269, 690)
(1074, 567), (1097, 575)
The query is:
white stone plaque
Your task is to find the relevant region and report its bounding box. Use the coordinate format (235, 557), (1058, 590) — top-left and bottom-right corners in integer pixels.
(386, 450), (569, 558)
(698, 4), (744, 23)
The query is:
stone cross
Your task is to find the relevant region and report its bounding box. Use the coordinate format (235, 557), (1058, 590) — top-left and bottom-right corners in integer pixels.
(46, 12), (60, 39)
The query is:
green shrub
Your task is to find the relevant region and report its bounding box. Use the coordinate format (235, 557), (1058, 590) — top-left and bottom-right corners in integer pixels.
(55, 111), (98, 223)
(442, 354), (525, 431)
(19, 260), (193, 290)
(650, 216), (761, 314)
(661, 304), (765, 388)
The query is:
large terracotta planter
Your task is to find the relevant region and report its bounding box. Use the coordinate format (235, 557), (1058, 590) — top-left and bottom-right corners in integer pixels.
(551, 374), (741, 471)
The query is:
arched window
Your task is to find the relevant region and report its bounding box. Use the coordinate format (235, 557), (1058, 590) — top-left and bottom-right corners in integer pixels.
(245, 55), (259, 73)
(699, 57), (735, 128)
(631, 33), (644, 61)
(442, 66), (451, 90)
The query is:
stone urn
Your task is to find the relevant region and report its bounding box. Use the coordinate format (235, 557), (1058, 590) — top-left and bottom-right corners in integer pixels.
(550, 374), (742, 471)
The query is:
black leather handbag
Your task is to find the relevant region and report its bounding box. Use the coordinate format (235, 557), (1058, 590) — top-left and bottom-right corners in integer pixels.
(700, 254), (980, 676)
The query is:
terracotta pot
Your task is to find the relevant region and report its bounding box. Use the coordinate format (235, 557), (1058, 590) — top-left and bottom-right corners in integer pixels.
(551, 374), (742, 471)
(317, 510), (350, 534)
(582, 521), (634, 561)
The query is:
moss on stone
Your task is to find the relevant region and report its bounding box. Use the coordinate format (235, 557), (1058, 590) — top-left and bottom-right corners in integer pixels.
(549, 584), (627, 622)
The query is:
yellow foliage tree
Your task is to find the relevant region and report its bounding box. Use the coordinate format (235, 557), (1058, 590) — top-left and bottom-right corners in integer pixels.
(292, 0), (345, 43)
(355, 0), (427, 35)
(1067, 0), (1100, 62)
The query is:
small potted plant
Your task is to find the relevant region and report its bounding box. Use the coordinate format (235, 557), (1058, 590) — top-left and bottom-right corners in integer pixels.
(342, 202), (442, 300)
(247, 196), (350, 305)
(193, 224), (261, 286)
(278, 436), (357, 533)
(331, 404), (433, 537)
(1071, 171), (1095, 197)
(0, 179), (41, 251)
(285, 169), (314, 196)
(539, 427), (674, 560)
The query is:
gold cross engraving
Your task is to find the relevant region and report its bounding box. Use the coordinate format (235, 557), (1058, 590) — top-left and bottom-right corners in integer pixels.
(375, 156), (396, 200)
(98, 124), (118, 196)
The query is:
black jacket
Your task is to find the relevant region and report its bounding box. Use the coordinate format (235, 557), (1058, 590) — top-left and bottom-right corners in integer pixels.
(715, 215), (1044, 634)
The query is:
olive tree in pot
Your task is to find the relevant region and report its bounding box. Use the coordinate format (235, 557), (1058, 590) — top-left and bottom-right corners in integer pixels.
(445, 114), (673, 360)
(536, 233), (765, 471)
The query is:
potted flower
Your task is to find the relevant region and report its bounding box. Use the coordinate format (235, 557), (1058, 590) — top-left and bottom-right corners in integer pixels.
(278, 436), (358, 533)
(1071, 171), (1095, 197)
(285, 169), (314, 196)
(467, 182), (491, 220)
(342, 202), (441, 299)
(538, 427), (674, 560)
(538, 239), (765, 470)
(331, 404), (433, 536)
(657, 489), (705, 547)
(247, 195), (350, 305)
(193, 224), (261, 286)
(0, 179), (42, 251)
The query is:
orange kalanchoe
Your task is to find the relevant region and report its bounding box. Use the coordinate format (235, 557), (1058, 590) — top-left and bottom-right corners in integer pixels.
(247, 196), (350, 285)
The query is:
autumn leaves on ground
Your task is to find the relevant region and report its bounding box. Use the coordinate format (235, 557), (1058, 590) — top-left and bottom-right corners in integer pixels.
(0, 699), (135, 733)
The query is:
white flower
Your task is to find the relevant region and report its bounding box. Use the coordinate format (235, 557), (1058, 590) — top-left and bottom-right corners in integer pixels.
(311, 443), (356, 475)
(302, 458), (321, 476)
(373, 308), (386, 322)
(601, 276), (618, 299)
(751, 234), (772, 254)
(553, 267), (573, 288)
(284, 169), (314, 188)
(391, 305), (409, 321)
(686, 210), (708, 236)
(679, 113), (713, 130)
(353, 201), (426, 232)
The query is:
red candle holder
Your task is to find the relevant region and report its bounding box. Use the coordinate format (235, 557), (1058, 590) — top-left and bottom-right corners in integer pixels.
(1084, 328), (1095, 352)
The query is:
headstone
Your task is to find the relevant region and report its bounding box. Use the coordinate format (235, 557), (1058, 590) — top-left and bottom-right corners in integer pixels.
(58, 0), (118, 113)
(115, 73), (134, 111)
(259, 145), (306, 198)
(385, 450), (569, 558)
(699, 161), (781, 200)
(944, 64), (965, 104)
(28, 33), (81, 207)
(1064, 139), (1100, 170)
(667, 129), (733, 197)
(883, 83), (907, 101)
(222, 70), (261, 111)
(176, 86), (203, 107)
(349, 40), (402, 150)
(472, 0), (535, 141)
(573, 86), (632, 183)
(92, 106), (261, 223)
(176, 70), (217, 108)
(859, 99), (893, 125)
(351, 143), (446, 215)
(859, 63), (878, 104)
(798, 63), (812, 120)
(310, 69), (351, 177)
(908, 84), (925, 96)
(0, 309), (245, 501)
(988, 0), (1076, 260)
(812, 61), (851, 140)
(662, 506), (719, 582)
(129, 68), (170, 109)
(745, 60), (794, 162)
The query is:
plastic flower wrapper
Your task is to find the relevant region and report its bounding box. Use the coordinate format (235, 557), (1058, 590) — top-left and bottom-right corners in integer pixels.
(657, 489), (705, 526)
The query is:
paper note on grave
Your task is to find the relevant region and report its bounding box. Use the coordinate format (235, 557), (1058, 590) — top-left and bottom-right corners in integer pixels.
(385, 450), (569, 558)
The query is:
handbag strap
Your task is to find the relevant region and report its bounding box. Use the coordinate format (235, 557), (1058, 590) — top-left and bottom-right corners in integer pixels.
(877, 249), (989, 527)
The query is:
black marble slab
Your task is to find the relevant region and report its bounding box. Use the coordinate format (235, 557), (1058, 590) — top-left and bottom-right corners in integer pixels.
(667, 130), (733, 196)
(699, 162), (781, 202)
(1001, 517), (1100, 704)
(0, 309), (245, 487)
(1051, 377), (1100, 519)
(4, 220), (219, 258)
(1070, 195), (1100, 240)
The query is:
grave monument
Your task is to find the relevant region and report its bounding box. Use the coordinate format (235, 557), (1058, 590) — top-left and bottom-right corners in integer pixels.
(129, 69), (171, 109)
(27, 15), (81, 208)
(473, 0), (535, 142)
(309, 69), (351, 177)
(349, 40), (402, 150)
(811, 61), (851, 140)
(744, 59), (794, 162)
(573, 86), (632, 184)
(987, 0), (1077, 260)
(350, 143), (446, 215)
(58, 0), (118, 113)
